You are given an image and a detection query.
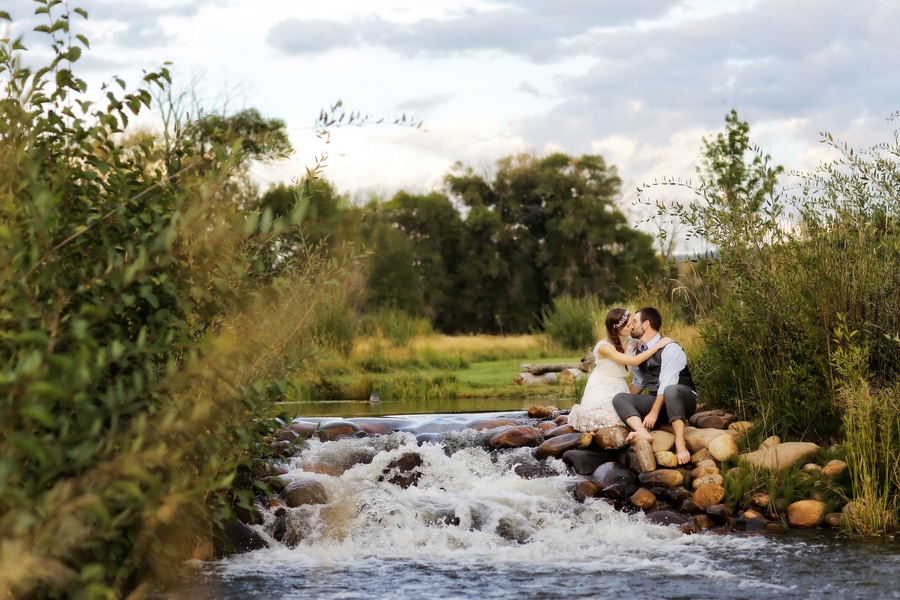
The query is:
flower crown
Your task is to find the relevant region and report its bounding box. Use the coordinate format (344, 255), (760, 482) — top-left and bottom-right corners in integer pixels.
(614, 310), (630, 330)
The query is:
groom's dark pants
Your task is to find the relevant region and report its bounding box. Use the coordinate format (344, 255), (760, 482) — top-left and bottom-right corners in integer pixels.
(612, 385), (697, 426)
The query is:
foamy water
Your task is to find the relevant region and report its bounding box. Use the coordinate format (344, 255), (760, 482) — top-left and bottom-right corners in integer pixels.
(160, 413), (900, 600)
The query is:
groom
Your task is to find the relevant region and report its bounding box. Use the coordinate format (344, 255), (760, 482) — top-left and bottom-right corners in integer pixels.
(612, 307), (697, 465)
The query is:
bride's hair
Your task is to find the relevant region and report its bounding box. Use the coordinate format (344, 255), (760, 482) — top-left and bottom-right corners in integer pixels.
(605, 307), (629, 354)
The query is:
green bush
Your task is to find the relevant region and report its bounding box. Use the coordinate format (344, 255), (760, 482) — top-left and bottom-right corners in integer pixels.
(0, 5), (359, 596)
(361, 307), (427, 348)
(311, 299), (359, 357)
(540, 295), (604, 352)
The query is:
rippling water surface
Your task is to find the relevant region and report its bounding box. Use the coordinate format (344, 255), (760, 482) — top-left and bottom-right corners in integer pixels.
(160, 410), (900, 600)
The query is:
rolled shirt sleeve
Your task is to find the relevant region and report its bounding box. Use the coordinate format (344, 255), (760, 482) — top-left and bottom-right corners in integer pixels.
(657, 340), (687, 396)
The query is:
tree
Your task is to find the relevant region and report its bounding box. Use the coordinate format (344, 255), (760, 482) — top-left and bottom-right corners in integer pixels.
(444, 152), (659, 333)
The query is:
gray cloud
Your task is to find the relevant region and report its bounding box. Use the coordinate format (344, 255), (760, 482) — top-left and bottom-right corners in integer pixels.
(266, 0), (683, 62)
(267, 19), (358, 54)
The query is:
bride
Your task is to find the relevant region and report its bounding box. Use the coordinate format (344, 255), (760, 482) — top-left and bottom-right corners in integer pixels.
(568, 307), (672, 432)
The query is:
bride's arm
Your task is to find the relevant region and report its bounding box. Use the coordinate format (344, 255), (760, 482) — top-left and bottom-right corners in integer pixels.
(596, 337), (674, 365)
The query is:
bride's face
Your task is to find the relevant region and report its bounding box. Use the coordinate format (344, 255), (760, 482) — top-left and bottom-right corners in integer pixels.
(618, 320), (634, 337)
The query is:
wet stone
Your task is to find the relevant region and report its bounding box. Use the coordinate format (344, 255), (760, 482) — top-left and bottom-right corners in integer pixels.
(563, 448), (615, 476)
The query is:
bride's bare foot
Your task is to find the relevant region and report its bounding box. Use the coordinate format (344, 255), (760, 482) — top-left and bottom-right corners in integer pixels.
(625, 429), (653, 444)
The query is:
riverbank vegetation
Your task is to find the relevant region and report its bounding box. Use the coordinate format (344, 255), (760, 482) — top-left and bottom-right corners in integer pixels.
(3, 2), (900, 598)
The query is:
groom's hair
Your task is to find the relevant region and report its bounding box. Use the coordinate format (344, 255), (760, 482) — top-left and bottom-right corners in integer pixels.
(637, 306), (662, 332)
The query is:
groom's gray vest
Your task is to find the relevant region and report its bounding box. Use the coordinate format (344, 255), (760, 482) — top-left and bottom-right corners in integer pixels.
(637, 344), (696, 395)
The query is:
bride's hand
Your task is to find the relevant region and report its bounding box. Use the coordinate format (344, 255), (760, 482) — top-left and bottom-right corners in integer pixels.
(658, 337), (674, 347)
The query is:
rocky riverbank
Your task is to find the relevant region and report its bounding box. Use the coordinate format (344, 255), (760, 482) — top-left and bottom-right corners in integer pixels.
(221, 406), (852, 554)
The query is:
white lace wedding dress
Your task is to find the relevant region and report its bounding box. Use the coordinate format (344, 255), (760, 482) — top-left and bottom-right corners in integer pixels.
(567, 338), (636, 431)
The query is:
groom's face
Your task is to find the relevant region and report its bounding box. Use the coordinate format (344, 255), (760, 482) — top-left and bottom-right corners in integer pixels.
(631, 312), (645, 338)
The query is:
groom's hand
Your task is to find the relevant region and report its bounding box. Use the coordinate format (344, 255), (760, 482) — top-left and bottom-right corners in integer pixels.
(642, 408), (659, 430)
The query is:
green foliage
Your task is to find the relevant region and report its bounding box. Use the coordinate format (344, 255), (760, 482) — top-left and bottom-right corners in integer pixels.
(540, 295), (604, 352)
(642, 109), (900, 444)
(364, 152), (660, 335)
(0, 5), (360, 596)
(311, 299), (359, 358)
(361, 307), (428, 348)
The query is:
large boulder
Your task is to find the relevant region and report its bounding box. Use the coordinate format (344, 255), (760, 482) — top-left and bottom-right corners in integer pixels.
(488, 425), (542, 449)
(563, 448), (615, 476)
(739, 442), (820, 470)
(534, 432), (592, 459)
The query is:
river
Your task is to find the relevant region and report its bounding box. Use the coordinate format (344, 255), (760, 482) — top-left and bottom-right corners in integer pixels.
(160, 401), (900, 600)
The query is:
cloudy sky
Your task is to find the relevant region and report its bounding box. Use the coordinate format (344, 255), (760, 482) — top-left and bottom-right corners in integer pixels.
(6, 0), (900, 237)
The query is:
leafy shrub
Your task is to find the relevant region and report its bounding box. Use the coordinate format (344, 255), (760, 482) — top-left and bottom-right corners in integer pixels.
(540, 295), (604, 352)
(311, 299), (359, 357)
(0, 5), (359, 596)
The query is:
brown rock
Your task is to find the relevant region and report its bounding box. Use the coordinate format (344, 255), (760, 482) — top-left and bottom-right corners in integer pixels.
(759, 435), (781, 449)
(691, 448), (714, 464)
(749, 492), (772, 508)
(645, 509), (688, 526)
(787, 499), (826, 528)
(592, 461), (639, 499)
(563, 448), (615, 476)
(534, 432), (593, 460)
(728, 421), (755, 434)
(693, 514), (715, 529)
(536, 421), (557, 432)
(624, 439), (656, 473)
(739, 442), (820, 470)
(527, 405), (557, 419)
(690, 465), (720, 479)
(283, 478), (329, 508)
(654, 451), (678, 468)
(822, 459), (848, 480)
(573, 480), (600, 502)
(825, 512), (844, 528)
(593, 425), (628, 450)
(489, 425), (542, 449)
(639, 469), (684, 489)
(629, 488), (658, 510)
(317, 421), (361, 442)
(545, 424), (577, 438)
(379, 452), (424, 489)
(691, 473), (724, 489)
(684, 427), (741, 454)
(651, 431), (675, 453)
(708, 434), (739, 462)
(689, 410), (735, 429)
(692, 483), (726, 508)
(465, 417), (520, 431)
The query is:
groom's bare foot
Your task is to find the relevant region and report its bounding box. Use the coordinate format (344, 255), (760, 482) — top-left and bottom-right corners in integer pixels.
(675, 442), (691, 465)
(625, 430), (653, 444)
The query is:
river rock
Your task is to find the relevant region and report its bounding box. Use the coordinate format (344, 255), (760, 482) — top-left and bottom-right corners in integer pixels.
(787, 499), (826, 528)
(651, 430), (675, 453)
(689, 410), (735, 429)
(573, 480), (600, 502)
(822, 459), (848, 480)
(288, 420), (320, 438)
(592, 461), (639, 499)
(760, 435), (781, 449)
(545, 424), (577, 438)
(825, 512), (844, 528)
(317, 420), (362, 442)
(527, 405), (558, 419)
(536, 421), (558, 432)
(563, 448), (615, 476)
(639, 469), (684, 489)
(692, 473), (724, 489)
(708, 434), (739, 461)
(739, 442), (820, 470)
(654, 451), (678, 468)
(691, 465), (719, 479)
(629, 488), (658, 510)
(465, 417), (520, 431)
(283, 478), (329, 508)
(534, 432), (592, 459)
(645, 509), (688, 526)
(729, 421), (755, 434)
(350, 418), (414, 435)
(592, 425), (628, 450)
(691, 448), (714, 464)
(379, 452), (424, 489)
(623, 439), (656, 473)
(489, 425), (542, 449)
(684, 427), (740, 453)
(692, 483), (726, 509)
(215, 518), (269, 557)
